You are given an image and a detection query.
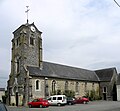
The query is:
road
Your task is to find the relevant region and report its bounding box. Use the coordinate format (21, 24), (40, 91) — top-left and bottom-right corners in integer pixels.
(6, 101), (120, 111)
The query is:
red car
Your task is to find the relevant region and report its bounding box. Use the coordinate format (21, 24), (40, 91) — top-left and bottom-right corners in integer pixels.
(75, 97), (89, 104)
(28, 98), (49, 108)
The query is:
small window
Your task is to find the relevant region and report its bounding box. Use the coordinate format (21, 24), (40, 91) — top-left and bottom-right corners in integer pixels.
(30, 37), (34, 45)
(16, 37), (20, 47)
(57, 97), (62, 100)
(85, 82), (87, 92)
(52, 80), (56, 93)
(53, 97), (56, 100)
(15, 57), (20, 73)
(65, 81), (68, 91)
(92, 83), (94, 89)
(75, 82), (79, 93)
(103, 87), (107, 93)
(16, 59), (20, 73)
(36, 80), (39, 90)
(35, 80), (41, 91)
(16, 38), (19, 46)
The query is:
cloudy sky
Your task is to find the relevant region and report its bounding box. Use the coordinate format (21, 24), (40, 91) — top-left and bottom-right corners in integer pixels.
(1, 0), (120, 88)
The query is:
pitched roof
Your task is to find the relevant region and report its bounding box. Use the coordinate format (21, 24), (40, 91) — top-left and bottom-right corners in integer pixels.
(27, 61), (99, 82)
(95, 68), (116, 82)
(117, 74), (120, 85)
(13, 22), (42, 34)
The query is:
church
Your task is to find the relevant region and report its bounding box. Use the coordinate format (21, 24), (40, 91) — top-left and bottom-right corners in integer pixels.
(6, 21), (119, 106)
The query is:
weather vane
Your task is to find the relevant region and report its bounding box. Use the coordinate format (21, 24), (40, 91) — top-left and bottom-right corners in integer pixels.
(114, 0), (120, 7)
(25, 6), (30, 23)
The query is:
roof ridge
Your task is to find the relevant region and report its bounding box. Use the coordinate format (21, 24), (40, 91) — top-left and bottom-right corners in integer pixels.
(95, 67), (116, 71)
(43, 61), (93, 72)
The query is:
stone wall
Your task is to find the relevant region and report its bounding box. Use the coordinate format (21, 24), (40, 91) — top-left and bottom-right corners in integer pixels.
(31, 77), (99, 99)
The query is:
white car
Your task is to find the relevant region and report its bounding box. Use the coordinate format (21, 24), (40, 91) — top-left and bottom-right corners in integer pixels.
(47, 95), (67, 106)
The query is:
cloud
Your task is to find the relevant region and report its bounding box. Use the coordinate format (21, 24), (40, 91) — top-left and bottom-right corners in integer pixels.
(1, 0), (120, 88)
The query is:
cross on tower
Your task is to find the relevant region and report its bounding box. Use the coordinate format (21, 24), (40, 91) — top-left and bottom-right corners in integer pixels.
(25, 6), (30, 23)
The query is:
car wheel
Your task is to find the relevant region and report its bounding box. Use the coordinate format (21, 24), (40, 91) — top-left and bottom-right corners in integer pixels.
(39, 104), (43, 108)
(57, 103), (61, 106)
(83, 101), (86, 104)
(29, 105), (32, 108)
(69, 102), (72, 105)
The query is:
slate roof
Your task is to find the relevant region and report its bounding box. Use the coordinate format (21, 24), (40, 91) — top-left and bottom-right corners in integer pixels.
(95, 68), (116, 82)
(117, 74), (120, 85)
(27, 61), (99, 82)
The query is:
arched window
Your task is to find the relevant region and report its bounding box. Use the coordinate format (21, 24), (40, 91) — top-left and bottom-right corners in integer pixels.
(75, 82), (79, 93)
(30, 37), (34, 45)
(85, 82), (87, 92)
(16, 59), (20, 73)
(52, 80), (56, 93)
(103, 87), (107, 93)
(15, 57), (20, 73)
(65, 81), (68, 91)
(35, 80), (40, 91)
(92, 83), (94, 90)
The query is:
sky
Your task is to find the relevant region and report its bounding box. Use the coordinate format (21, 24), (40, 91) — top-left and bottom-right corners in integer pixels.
(0, 0), (120, 88)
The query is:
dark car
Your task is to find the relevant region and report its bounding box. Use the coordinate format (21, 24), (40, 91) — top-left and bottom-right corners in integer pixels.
(0, 102), (8, 111)
(67, 97), (76, 105)
(75, 97), (89, 104)
(28, 98), (49, 108)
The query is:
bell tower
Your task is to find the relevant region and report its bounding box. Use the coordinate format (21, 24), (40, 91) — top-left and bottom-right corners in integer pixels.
(7, 5), (43, 106)
(11, 23), (43, 75)
(10, 5), (43, 78)
(8, 22), (43, 106)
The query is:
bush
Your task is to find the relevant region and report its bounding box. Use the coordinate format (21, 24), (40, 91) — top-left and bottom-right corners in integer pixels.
(85, 89), (101, 101)
(63, 90), (75, 97)
(50, 89), (62, 95)
(56, 89), (62, 95)
(50, 90), (57, 95)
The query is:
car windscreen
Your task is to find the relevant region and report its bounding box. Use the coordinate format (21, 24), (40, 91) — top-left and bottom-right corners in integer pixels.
(47, 97), (51, 100)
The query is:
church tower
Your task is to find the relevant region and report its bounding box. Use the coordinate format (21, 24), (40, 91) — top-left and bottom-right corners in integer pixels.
(7, 6), (43, 106)
(10, 22), (43, 83)
(11, 22), (43, 70)
(7, 22), (43, 106)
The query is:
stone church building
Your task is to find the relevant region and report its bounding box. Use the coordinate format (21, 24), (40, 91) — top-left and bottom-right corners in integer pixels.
(7, 22), (119, 106)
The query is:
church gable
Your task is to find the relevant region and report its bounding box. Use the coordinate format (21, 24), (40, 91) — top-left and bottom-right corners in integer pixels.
(95, 68), (117, 82)
(95, 67), (118, 101)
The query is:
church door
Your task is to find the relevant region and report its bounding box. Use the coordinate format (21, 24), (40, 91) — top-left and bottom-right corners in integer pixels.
(16, 92), (18, 106)
(112, 84), (117, 101)
(103, 93), (106, 100)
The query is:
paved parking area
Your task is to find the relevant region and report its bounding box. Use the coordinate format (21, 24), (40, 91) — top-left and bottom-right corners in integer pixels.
(7, 101), (120, 111)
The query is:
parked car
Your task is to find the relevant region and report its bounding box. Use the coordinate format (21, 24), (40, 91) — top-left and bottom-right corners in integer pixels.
(67, 97), (76, 105)
(28, 98), (49, 108)
(75, 97), (89, 104)
(0, 102), (8, 111)
(47, 95), (67, 106)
